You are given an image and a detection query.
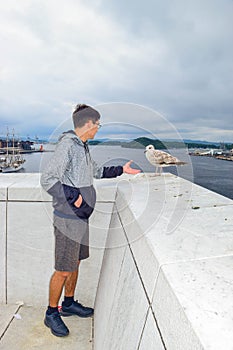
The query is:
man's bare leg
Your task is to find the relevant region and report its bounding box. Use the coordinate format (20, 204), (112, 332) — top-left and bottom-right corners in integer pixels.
(49, 271), (71, 307)
(64, 261), (80, 297)
(60, 261), (94, 317)
(45, 271), (71, 337)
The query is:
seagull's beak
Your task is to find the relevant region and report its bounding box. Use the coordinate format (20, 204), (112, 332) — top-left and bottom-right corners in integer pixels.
(144, 150), (147, 153)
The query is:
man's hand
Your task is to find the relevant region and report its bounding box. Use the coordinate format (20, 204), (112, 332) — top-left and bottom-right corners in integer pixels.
(123, 160), (141, 175)
(74, 194), (83, 208)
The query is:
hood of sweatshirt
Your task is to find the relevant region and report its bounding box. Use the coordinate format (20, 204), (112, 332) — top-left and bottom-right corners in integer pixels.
(58, 130), (84, 145)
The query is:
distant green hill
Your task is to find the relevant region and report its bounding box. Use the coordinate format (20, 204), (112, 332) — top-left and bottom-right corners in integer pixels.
(89, 137), (233, 150)
(121, 137), (163, 149)
(121, 137), (228, 149)
(121, 137), (186, 149)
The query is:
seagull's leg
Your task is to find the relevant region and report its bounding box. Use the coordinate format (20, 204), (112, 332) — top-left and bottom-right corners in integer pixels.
(154, 166), (160, 176)
(160, 167), (163, 176)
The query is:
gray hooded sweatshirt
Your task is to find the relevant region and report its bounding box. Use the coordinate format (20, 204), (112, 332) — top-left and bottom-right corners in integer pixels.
(41, 130), (123, 240)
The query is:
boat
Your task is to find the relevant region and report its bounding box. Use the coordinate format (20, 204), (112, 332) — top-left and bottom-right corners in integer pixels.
(0, 129), (26, 173)
(0, 155), (25, 173)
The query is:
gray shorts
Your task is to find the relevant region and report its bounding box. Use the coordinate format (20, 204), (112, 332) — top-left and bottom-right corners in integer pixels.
(54, 226), (89, 272)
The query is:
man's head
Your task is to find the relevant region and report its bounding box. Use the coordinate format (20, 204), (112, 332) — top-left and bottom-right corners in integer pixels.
(72, 104), (101, 141)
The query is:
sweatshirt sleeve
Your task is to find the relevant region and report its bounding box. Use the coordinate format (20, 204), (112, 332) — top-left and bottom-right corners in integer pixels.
(40, 140), (72, 193)
(91, 157), (123, 179)
(102, 165), (123, 178)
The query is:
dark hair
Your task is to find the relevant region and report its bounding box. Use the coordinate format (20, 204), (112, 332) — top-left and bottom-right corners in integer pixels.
(72, 104), (100, 128)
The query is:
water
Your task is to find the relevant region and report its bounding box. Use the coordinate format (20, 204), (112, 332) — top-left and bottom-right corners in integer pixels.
(17, 145), (233, 200)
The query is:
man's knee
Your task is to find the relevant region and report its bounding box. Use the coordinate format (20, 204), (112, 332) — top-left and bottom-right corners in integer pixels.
(55, 270), (72, 279)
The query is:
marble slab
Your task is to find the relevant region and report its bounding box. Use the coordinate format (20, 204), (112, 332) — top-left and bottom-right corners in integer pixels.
(94, 180), (118, 202)
(94, 211), (127, 349)
(100, 247), (149, 350)
(116, 174), (233, 265)
(152, 267), (204, 350)
(7, 202), (54, 305)
(0, 303), (20, 338)
(138, 308), (165, 350)
(89, 202), (114, 249)
(8, 174), (52, 202)
(0, 203), (6, 303)
(145, 204), (233, 264)
(130, 235), (160, 302)
(0, 175), (19, 201)
(153, 256), (233, 350)
(117, 174), (233, 239)
(77, 202), (114, 306)
(0, 305), (92, 350)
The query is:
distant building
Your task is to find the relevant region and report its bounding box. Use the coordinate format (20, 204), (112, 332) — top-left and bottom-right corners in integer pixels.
(20, 140), (34, 150)
(0, 138), (34, 150)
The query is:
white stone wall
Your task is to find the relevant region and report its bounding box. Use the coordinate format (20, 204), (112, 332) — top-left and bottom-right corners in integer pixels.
(94, 174), (233, 350)
(1, 173), (233, 349)
(0, 174), (116, 307)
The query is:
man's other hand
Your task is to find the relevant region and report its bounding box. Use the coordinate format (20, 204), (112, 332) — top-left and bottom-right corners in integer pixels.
(123, 160), (141, 175)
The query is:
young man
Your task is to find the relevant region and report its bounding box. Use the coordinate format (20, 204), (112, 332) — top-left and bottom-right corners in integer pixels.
(41, 104), (140, 337)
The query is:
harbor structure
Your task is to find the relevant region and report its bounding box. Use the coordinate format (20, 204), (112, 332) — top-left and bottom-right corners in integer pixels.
(0, 130), (25, 172)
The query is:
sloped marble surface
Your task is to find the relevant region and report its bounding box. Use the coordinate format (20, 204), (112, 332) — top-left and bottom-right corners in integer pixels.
(152, 268), (204, 350)
(94, 211), (127, 350)
(116, 173), (233, 268)
(146, 204), (233, 264)
(117, 174), (232, 237)
(138, 308), (165, 350)
(129, 235), (160, 301)
(101, 247), (149, 350)
(155, 256), (233, 350)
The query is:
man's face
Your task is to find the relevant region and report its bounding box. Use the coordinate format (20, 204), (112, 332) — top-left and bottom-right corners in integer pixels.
(87, 119), (101, 139)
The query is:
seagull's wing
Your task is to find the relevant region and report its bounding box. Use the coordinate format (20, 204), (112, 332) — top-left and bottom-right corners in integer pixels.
(152, 150), (179, 164)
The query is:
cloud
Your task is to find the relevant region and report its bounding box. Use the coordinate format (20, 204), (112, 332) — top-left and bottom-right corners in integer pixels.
(0, 0), (232, 141)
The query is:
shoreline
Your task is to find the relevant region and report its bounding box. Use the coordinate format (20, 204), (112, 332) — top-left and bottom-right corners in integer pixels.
(189, 153), (233, 162)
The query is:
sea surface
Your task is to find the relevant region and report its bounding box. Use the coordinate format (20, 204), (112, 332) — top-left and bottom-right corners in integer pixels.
(18, 144), (233, 200)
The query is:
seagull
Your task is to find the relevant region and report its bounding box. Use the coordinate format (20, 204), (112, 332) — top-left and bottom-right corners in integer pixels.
(144, 144), (186, 175)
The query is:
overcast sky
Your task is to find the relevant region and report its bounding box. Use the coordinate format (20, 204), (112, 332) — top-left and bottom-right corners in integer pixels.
(0, 0), (232, 142)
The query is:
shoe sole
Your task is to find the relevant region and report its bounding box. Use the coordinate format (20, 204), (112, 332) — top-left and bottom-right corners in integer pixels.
(60, 311), (94, 318)
(44, 319), (69, 337)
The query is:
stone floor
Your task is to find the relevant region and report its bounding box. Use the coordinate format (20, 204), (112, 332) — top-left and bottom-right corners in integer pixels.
(0, 304), (93, 350)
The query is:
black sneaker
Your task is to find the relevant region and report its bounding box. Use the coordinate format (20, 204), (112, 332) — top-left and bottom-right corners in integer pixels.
(44, 311), (69, 337)
(60, 300), (94, 318)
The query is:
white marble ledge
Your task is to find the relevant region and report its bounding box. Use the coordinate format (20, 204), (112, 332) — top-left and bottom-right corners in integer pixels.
(116, 174), (232, 222)
(116, 179), (233, 244)
(0, 174), (36, 200)
(1, 173), (126, 202)
(158, 256), (233, 350)
(144, 203), (233, 264)
(1, 173), (233, 209)
(0, 173), (45, 202)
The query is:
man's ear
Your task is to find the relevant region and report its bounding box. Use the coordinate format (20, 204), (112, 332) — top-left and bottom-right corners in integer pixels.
(86, 120), (92, 128)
